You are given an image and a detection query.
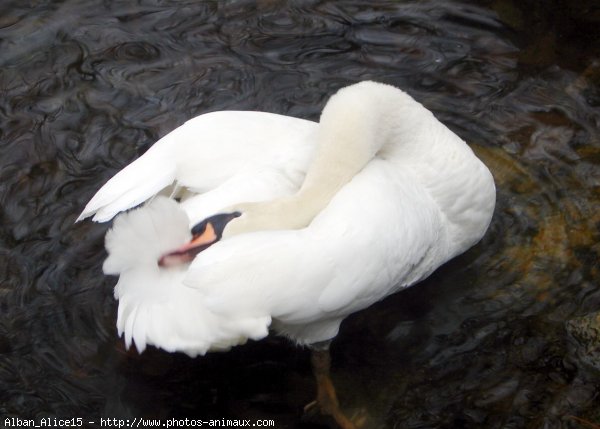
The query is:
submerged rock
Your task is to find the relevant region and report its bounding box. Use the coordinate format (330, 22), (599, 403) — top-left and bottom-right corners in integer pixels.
(566, 312), (600, 372)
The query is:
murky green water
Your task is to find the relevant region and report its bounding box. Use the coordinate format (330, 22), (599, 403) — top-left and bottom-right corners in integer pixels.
(1, 1), (598, 428)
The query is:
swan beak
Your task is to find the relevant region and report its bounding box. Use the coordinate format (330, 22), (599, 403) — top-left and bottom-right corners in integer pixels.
(158, 212), (241, 267)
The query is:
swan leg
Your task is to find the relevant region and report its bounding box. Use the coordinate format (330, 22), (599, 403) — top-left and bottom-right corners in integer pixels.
(303, 343), (358, 429)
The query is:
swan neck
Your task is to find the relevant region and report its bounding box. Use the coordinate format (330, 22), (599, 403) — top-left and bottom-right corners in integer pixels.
(284, 82), (399, 227)
(225, 82), (416, 235)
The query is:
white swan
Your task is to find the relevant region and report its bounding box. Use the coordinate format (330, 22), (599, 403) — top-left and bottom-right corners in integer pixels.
(79, 81), (495, 427)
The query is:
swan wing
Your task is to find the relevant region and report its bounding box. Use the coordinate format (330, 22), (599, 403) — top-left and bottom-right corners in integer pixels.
(77, 139), (176, 222)
(78, 111), (316, 222)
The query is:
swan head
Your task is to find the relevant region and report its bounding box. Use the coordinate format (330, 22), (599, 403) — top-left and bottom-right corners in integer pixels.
(158, 211), (241, 267)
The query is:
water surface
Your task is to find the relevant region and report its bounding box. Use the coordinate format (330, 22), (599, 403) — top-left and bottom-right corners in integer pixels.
(1, 1), (599, 428)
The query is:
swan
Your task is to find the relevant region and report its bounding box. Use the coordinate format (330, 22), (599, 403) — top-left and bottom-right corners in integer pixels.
(78, 81), (495, 427)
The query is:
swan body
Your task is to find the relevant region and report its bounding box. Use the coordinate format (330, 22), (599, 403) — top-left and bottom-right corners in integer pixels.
(80, 81), (495, 357)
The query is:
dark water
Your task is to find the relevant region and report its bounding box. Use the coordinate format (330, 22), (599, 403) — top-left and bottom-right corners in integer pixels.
(1, 0), (599, 428)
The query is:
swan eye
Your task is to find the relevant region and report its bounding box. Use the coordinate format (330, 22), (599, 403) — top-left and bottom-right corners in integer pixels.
(191, 212), (241, 238)
(191, 222), (207, 236)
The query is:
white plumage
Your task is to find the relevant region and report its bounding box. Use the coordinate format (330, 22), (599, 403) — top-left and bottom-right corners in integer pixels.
(79, 81), (496, 357)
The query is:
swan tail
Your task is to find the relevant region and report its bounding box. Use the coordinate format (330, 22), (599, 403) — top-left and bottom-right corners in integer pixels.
(105, 197), (271, 356)
(77, 138), (177, 223)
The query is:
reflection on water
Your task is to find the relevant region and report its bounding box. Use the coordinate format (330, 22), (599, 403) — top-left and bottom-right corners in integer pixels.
(1, 0), (598, 428)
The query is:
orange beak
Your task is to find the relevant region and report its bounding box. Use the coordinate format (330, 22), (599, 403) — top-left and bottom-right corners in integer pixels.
(158, 222), (218, 267)
(157, 211), (241, 268)
(176, 222), (217, 253)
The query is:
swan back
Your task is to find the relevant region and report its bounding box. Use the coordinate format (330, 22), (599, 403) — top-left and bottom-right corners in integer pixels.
(222, 81), (495, 255)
